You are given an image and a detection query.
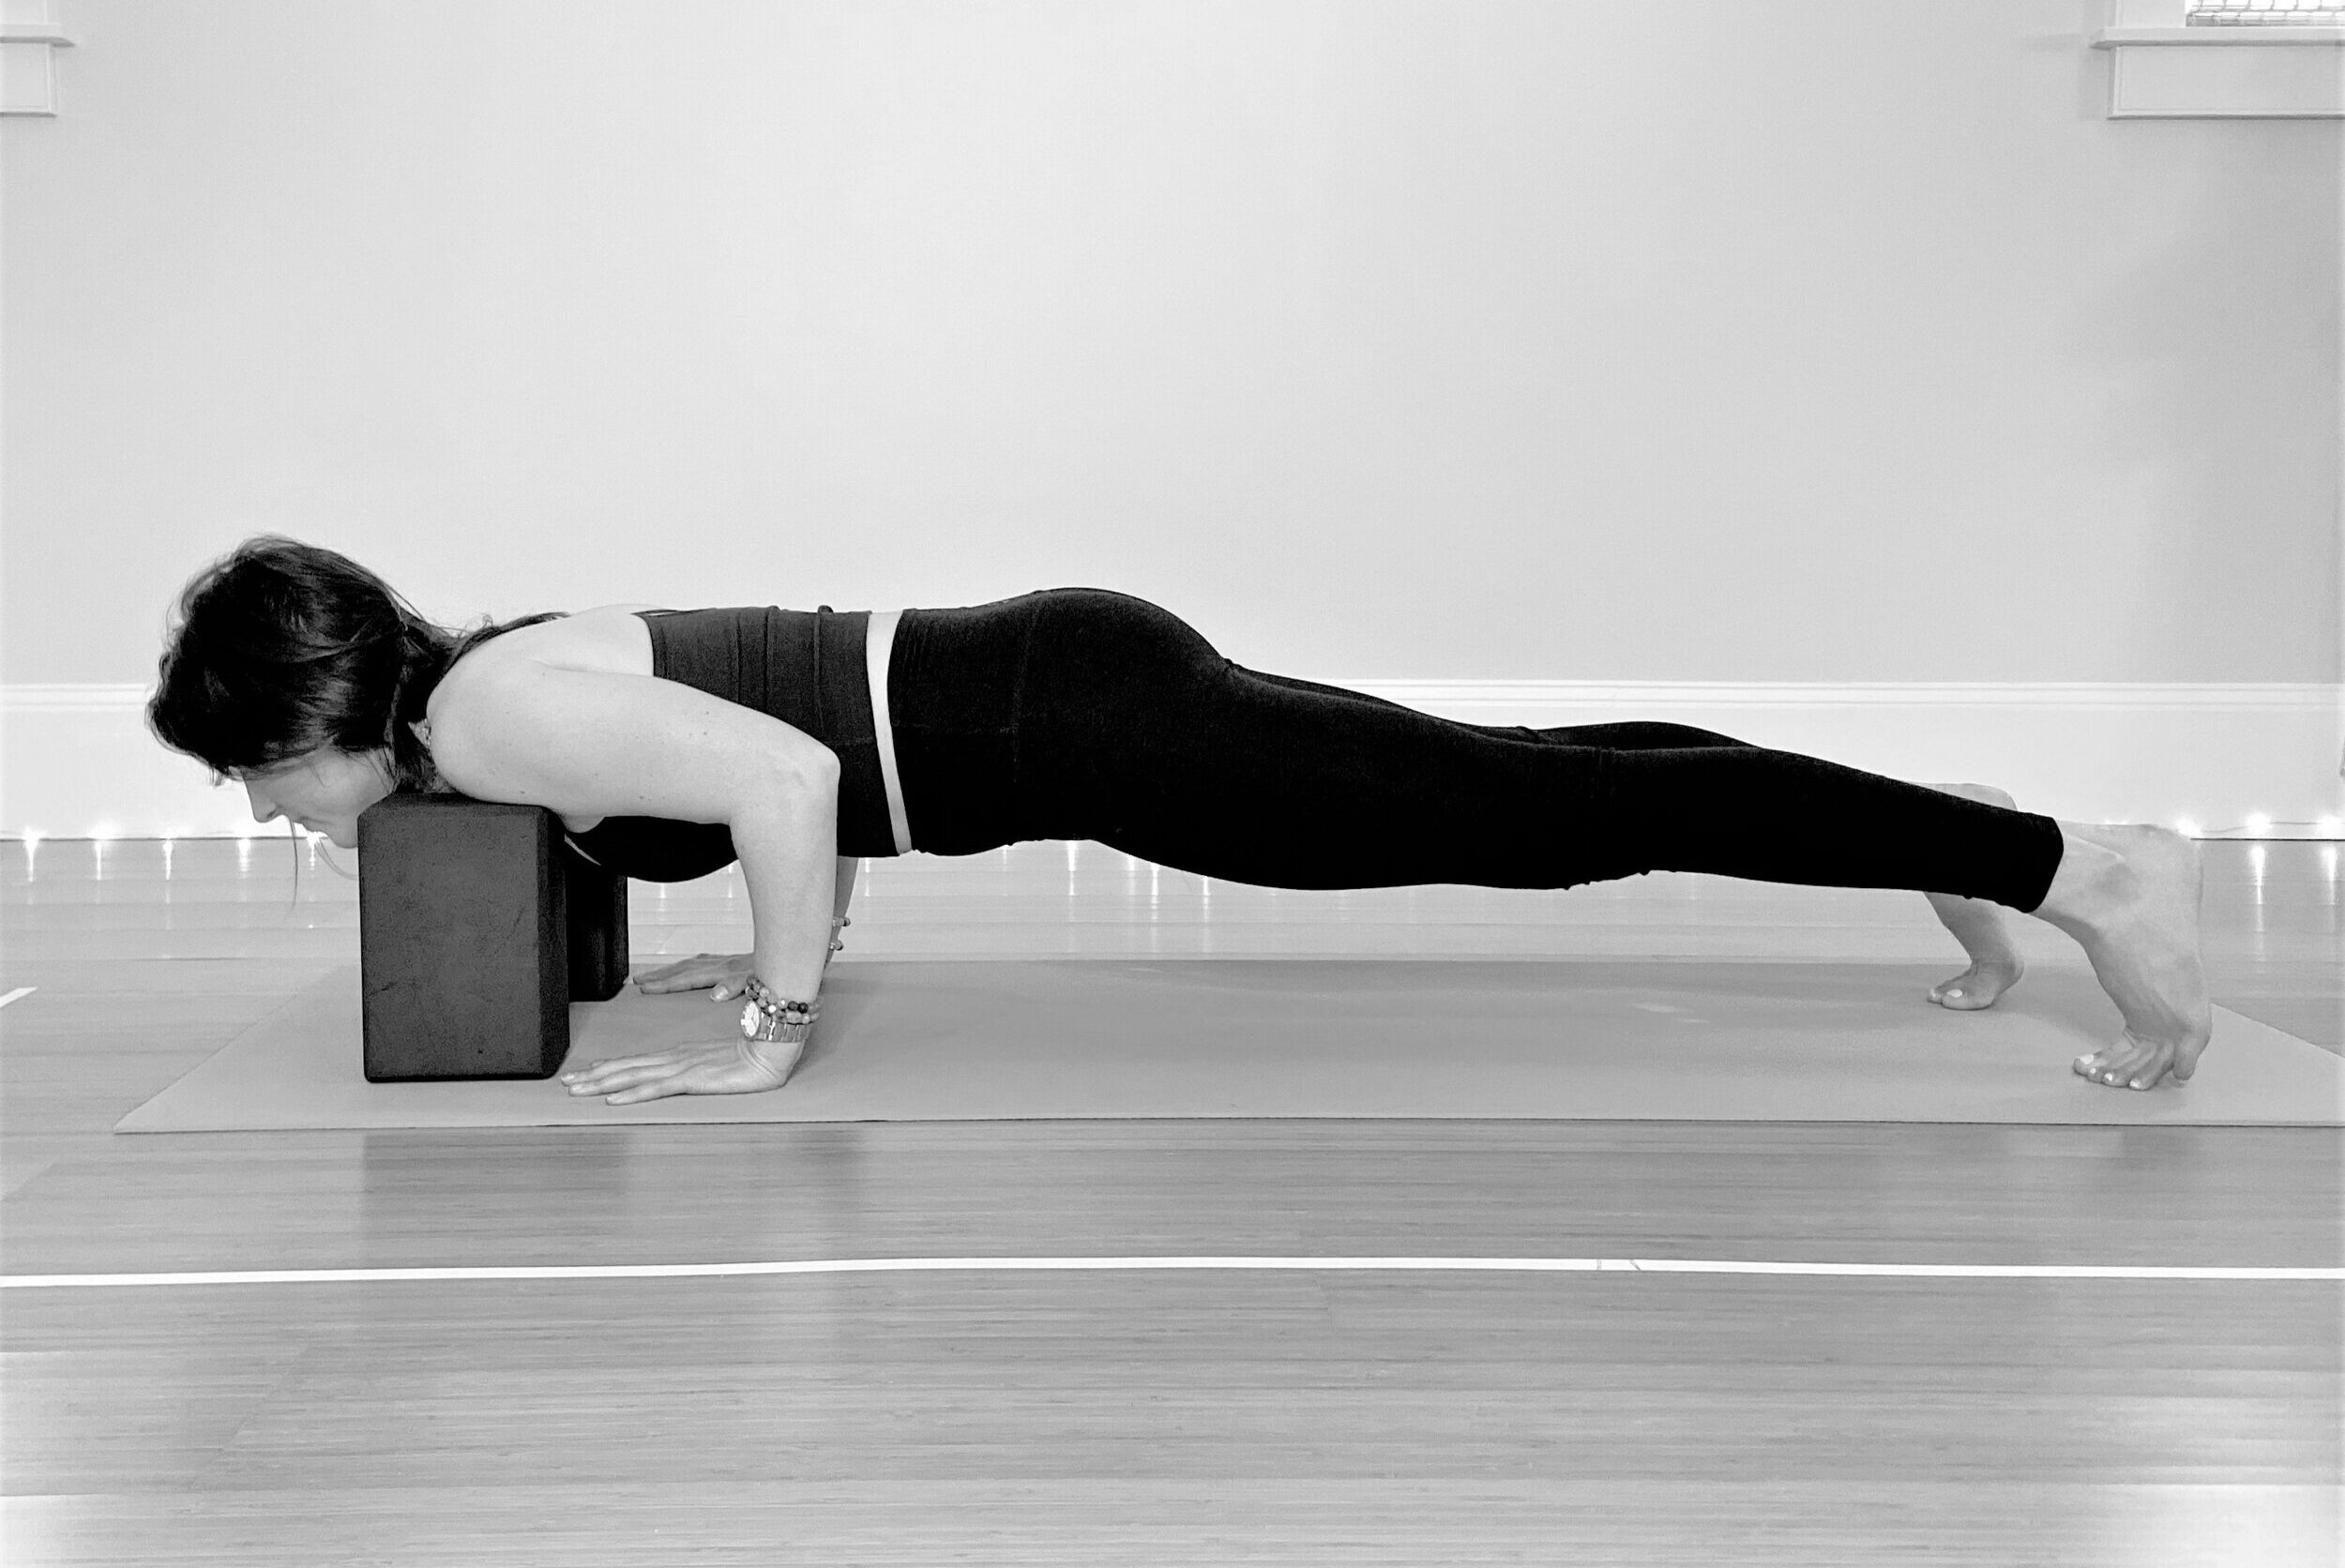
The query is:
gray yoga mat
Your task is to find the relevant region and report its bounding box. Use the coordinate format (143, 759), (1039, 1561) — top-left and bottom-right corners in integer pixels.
(113, 958), (2340, 1130)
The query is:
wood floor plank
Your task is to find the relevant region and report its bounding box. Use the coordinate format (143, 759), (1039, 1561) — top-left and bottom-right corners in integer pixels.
(7, 1479), (2336, 1567)
(7, 1274), (2337, 1483)
(6, 1121), (2338, 1271)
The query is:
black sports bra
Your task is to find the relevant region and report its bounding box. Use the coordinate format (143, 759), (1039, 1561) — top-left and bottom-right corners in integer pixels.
(561, 606), (903, 881)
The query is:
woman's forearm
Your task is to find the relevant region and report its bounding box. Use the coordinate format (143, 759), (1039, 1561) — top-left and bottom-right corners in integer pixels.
(729, 768), (842, 1004)
(832, 854), (859, 931)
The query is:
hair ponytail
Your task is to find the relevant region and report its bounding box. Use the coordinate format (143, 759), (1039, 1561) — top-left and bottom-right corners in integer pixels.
(381, 612), (455, 792)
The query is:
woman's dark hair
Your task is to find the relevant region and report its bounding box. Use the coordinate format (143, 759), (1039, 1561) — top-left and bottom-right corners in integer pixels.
(146, 535), (563, 796)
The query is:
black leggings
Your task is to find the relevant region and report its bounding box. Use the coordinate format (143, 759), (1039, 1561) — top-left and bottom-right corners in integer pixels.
(885, 588), (2067, 912)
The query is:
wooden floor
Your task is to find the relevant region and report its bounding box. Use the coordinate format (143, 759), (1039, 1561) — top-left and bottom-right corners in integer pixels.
(3, 835), (2339, 1566)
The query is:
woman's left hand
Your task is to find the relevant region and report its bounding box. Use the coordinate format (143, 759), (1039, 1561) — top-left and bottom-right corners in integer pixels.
(560, 1035), (804, 1105)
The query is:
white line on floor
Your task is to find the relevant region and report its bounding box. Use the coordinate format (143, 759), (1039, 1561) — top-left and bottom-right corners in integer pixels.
(0, 988), (34, 1009)
(1, 1256), (2336, 1289)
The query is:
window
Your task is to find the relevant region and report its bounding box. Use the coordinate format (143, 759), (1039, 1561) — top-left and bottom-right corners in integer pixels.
(2186, 1), (2345, 24)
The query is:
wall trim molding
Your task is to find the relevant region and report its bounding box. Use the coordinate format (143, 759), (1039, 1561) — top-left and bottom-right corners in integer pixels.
(7, 680), (2339, 842)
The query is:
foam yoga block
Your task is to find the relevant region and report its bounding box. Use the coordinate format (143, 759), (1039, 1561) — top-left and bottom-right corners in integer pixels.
(356, 795), (629, 1081)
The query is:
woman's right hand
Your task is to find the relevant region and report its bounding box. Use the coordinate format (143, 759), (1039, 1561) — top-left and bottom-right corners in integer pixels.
(633, 952), (756, 1001)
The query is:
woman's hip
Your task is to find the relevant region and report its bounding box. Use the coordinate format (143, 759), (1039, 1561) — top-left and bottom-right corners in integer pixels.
(887, 587), (1226, 851)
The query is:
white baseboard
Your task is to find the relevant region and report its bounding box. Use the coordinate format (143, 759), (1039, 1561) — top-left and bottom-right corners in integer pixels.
(5, 680), (2340, 841)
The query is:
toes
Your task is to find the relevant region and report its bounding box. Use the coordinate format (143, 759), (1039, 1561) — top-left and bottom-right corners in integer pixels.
(2074, 1047), (2122, 1083)
(2076, 1037), (2177, 1090)
(2134, 1039), (2191, 1089)
(1931, 964), (2020, 1011)
(2124, 1038), (2177, 1090)
(2074, 1049), (2119, 1080)
(2171, 1033), (2209, 1084)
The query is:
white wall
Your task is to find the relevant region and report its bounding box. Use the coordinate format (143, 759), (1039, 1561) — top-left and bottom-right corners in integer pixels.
(3, 0), (2340, 840)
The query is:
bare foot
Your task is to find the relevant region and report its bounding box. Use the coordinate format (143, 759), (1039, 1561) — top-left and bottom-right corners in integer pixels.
(1917, 783), (2027, 1010)
(2028, 822), (2213, 1091)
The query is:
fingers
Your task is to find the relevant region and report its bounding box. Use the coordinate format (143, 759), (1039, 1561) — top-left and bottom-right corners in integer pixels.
(561, 1050), (678, 1096)
(635, 964), (707, 993)
(559, 1041), (795, 1104)
(569, 1049), (673, 1076)
(568, 1067), (683, 1104)
(634, 954), (755, 994)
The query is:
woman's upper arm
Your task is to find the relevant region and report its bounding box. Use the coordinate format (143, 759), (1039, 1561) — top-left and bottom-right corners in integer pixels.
(429, 661), (840, 825)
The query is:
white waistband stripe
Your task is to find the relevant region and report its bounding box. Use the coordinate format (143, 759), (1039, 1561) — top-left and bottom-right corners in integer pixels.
(867, 609), (913, 856)
(2, 1256), (2335, 1289)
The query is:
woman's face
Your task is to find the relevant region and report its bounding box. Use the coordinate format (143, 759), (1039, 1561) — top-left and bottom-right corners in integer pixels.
(240, 747), (397, 849)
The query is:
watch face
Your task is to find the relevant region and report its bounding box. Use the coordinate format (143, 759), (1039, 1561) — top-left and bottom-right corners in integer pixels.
(740, 998), (760, 1034)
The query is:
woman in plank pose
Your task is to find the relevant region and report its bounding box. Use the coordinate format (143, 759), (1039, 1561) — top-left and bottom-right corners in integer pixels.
(149, 536), (2211, 1104)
